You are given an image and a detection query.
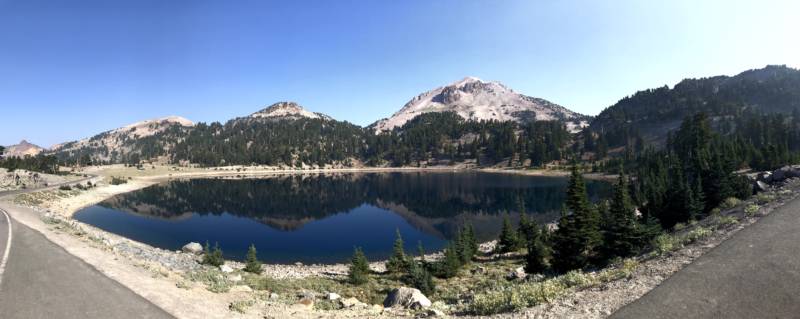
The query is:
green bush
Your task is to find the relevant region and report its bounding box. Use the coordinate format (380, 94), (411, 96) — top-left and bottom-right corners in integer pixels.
(744, 204), (760, 217)
(202, 241), (225, 267)
(59, 185), (72, 191)
(110, 176), (128, 185)
(720, 197), (741, 210)
(348, 247), (370, 285)
(405, 260), (435, 295)
(683, 226), (712, 243)
(652, 233), (679, 255)
(243, 244), (262, 274)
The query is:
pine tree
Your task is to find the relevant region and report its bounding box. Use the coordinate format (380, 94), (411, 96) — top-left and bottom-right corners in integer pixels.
(552, 165), (602, 272)
(497, 214), (520, 253)
(202, 241), (225, 267)
(601, 169), (643, 261)
(348, 247), (370, 285)
(386, 229), (407, 273)
(525, 229), (550, 274)
(244, 244), (263, 274)
(405, 260), (435, 295)
(436, 244), (462, 278)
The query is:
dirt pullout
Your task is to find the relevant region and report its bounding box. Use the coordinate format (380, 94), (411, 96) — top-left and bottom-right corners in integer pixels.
(19, 179), (157, 218)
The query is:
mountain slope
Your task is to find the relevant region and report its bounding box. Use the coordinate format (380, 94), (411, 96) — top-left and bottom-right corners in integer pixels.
(49, 116), (195, 164)
(589, 65), (800, 147)
(372, 77), (587, 133)
(3, 140), (45, 157)
(250, 102), (333, 121)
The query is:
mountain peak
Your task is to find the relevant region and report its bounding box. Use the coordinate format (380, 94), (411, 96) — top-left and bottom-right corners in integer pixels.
(3, 140), (44, 157)
(251, 102), (332, 120)
(372, 77), (584, 133)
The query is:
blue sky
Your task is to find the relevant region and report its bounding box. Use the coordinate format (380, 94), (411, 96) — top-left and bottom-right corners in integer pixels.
(1, 0), (798, 147)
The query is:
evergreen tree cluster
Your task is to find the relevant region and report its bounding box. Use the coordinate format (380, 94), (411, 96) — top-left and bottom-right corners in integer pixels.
(0, 154), (60, 174)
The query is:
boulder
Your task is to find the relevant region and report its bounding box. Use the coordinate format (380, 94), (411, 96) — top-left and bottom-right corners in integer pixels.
(757, 171), (773, 183)
(269, 292), (279, 300)
(755, 180), (770, 192)
(383, 287), (432, 309)
(219, 264), (234, 273)
(181, 242), (203, 254)
(506, 266), (527, 281)
(340, 297), (362, 308)
(772, 167), (788, 182)
(326, 292), (341, 301)
(227, 274), (242, 282)
(787, 166), (800, 178)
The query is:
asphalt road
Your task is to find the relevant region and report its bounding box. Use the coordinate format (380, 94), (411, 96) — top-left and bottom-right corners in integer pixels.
(612, 196), (800, 319)
(0, 180), (173, 319)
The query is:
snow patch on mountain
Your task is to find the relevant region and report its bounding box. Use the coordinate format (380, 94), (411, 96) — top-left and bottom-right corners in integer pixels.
(372, 77), (584, 133)
(250, 102), (333, 121)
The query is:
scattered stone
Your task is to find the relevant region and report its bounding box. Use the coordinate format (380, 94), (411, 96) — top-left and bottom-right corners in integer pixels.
(371, 304), (384, 313)
(755, 180), (770, 192)
(220, 264), (234, 273)
(229, 285), (252, 293)
(471, 266), (486, 275)
(297, 290), (316, 300)
(506, 266), (527, 280)
(294, 298), (314, 310)
(425, 308), (446, 317)
(383, 287), (432, 309)
(227, 274), (242, 282)
(181, 242), (203, 254)
(269, 292), (279, 300)
(340, 297), (361, 308)
(326, 292), (341, 301)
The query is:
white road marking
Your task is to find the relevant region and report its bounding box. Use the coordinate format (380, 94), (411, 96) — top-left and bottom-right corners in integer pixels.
(0, 208), (11, 287)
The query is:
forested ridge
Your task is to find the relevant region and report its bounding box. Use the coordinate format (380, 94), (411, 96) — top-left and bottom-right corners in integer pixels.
(5, 65), (800, 174)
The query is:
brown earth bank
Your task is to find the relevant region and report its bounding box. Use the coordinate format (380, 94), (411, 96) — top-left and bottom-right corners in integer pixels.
(4, 164), (796, 318)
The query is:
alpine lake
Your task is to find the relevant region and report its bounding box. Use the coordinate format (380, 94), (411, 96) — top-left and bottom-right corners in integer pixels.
(75, 171), (611, 264)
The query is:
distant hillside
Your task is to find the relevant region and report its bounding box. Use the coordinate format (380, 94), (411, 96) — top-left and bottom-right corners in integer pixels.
(372, 76), (588, 133)
(589, 65), (800, 148)
(2, 140), (45, 158)
(48, 116), (195, 165)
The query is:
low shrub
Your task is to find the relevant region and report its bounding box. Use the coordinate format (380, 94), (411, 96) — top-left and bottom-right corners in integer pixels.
(720, 197), (742, 210)
(58, 185), (72, 191)
(744, 204), (760, 217)
(683, 226), (712, 244)
(652, 233), (679, 255)
(110, 176), (128, 185)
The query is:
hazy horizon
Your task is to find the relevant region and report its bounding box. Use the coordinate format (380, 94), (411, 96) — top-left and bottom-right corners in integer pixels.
(2, 0), (799, 147)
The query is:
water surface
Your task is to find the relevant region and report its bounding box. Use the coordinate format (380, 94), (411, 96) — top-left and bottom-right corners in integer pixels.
(75, 171), (610, 263)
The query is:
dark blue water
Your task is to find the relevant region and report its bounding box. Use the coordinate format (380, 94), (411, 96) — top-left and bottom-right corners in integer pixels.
(75, 171), (610, 264)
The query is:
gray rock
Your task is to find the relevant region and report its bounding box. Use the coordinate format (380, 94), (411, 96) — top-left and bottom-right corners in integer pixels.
(182, 242), (203, 254)
(297, 290), (316, 300)
(269, 292), (279, 299)
(340, 297), (361, 308)
(758, 171), (773, 183)
(326, 292), (341, 301)
(227, 274), (242, 282)
(772, 167), (788, 181)
(219, 264), (234, 273)
(383, 287), (432, 309)
(506, 266), (527, 280)
(755, 180), (770, 192)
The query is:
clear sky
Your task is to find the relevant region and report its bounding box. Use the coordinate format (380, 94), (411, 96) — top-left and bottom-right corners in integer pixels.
(1, 0), (799, 147)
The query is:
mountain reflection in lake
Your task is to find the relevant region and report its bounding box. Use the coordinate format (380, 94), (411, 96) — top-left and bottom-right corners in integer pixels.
(74, 171), (611, 264)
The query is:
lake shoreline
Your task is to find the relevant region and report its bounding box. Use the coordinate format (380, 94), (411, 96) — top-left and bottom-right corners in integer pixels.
(9, 164), (799, 318)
